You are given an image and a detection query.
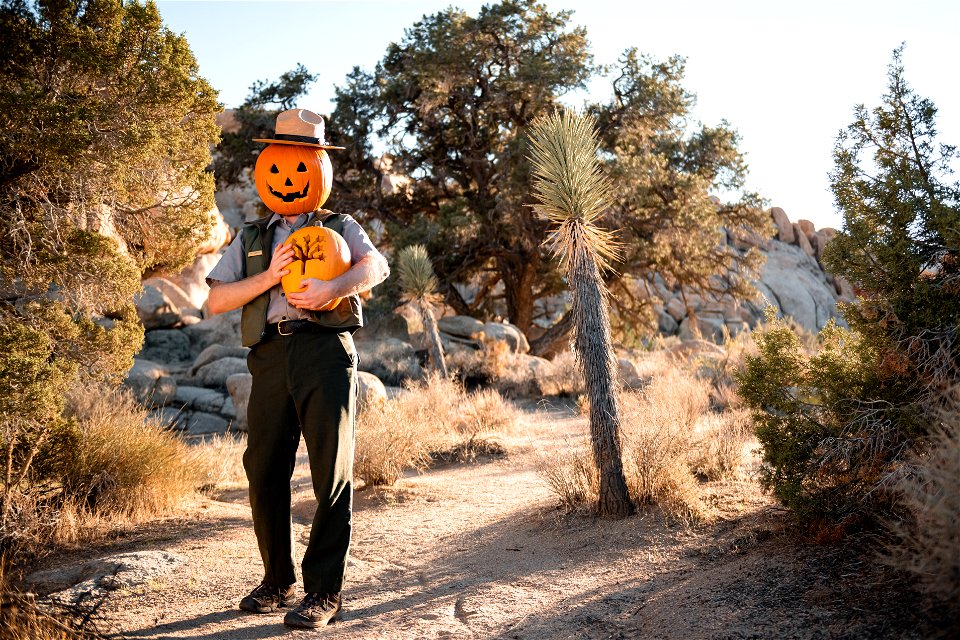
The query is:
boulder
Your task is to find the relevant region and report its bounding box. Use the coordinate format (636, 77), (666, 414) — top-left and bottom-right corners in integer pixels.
(797, 219), (816, 238)
(756, 242), (842, 333)
(392, 301), (426, 347)
(196, 203), (230, 255)
(437, 315), (485, 340)
(480, 321), (529, 354)
(30, 551), (185, 602)
(182, 411), (230, 436)
(358, 371), (387, 409)
(665, 296), (687, 322)
(769, 207), (795, 244)
(172, 386), (226, 413)
(226, 373), (252, 432)
(189, 344), (250, 376)
(165, 253), (221, 311)
(834, 274), (856, 300)
(678, 313), (726, 343)
(148, 406), (184, 429)
(182, 309), (242, 353)
(193, 357), (248, 388)
(141, 277), (199, 318)
(666, 339), (726, 360)
(657, 311), (679, 335)
(810, 230), (834, 262)
(523, 354), (562, 397)
(139, 329), (192, 364)
(124, 359), (176, 408)
(792, 223), (815, 257)
(135, 285), (180, 330)
(356, 337), (423, 385)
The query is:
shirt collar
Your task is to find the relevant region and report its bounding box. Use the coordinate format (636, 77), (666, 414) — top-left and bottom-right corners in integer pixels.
(266, 212), (315, 230)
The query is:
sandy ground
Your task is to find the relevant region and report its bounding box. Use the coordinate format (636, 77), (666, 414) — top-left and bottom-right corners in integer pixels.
(26, 402), (946, 639)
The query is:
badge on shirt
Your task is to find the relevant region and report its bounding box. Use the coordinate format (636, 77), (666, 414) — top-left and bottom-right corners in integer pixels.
(247, 250), (263, 257)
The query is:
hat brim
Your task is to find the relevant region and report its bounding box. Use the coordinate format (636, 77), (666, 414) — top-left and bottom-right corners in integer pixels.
(253, 138), (346, 150)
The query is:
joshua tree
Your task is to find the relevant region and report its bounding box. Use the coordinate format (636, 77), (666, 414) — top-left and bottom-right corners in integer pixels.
(528, 109), (633, 518)
(397, 245), (449, 378)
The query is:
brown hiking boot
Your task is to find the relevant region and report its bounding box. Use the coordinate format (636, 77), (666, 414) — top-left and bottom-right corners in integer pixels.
(283, 591), (342, 628)
(239, 581), (297, 613)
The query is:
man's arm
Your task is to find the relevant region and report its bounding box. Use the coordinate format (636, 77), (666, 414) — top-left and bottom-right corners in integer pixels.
(207, 242), (295, 314)
(286, 251), (390, 311)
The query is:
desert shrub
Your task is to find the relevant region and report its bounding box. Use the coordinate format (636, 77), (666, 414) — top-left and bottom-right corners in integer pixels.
(355, 401), (431, 487)
(191, 434), (247, 491)
(886, 399), (960, 611)
(355, 373), (518, 486)
(690, 410), (752, 481)
(60, 386), (203, 517)
(737, 50), (960, 529)
(535, 444), (598, 511)
(737, 317), (905, 522)
(620, 379), (707, 525)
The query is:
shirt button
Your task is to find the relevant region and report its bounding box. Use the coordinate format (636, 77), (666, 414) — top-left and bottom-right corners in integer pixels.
(281, 293), (285, 297)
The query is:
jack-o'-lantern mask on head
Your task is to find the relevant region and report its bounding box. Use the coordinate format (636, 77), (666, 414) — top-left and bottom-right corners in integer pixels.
(254, 144), (333, 215)
(252, 108), (345, 216)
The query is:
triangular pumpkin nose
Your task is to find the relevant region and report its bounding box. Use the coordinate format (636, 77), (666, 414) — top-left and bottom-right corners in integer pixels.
(284, 177), (293, 186)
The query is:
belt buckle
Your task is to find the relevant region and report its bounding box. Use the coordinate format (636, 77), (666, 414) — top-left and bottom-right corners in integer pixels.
(277, 319), (294, 336)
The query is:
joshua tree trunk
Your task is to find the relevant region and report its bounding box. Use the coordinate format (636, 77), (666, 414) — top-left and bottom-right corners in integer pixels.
(418, 299), (448, 378)
(570, 240), (633, 517)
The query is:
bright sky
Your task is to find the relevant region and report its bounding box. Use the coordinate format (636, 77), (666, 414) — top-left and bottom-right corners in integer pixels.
(156, 0), (959, 231)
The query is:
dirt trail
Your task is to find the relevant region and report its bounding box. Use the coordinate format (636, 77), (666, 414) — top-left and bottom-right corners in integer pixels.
(30, 404), (938, 639)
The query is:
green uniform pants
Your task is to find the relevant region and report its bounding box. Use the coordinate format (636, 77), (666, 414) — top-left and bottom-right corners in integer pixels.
(243, 330), (357, 594)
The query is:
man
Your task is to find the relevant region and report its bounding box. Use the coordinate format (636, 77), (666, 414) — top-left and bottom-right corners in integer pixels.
(206, 109), (390, 629)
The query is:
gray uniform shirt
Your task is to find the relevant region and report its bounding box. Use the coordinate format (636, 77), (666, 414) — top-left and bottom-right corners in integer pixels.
(206, 212), (379, 323)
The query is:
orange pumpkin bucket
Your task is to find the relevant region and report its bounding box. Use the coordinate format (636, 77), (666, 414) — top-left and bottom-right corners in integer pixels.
(280, 226), (351, 311)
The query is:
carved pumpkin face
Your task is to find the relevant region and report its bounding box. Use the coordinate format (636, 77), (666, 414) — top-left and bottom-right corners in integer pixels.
(254, 143), (333, 215)
(280, 226), (352, 311)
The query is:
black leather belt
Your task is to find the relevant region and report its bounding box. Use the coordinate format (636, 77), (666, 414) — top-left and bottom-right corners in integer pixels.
(262, 320), (335, 337)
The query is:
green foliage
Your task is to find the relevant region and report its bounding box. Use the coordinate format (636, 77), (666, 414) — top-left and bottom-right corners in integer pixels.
(328, 0), (767, 352)
(213, 63), (317, 188)
(736, 49), (959, 527)
(824, 46), (960, 342)
(528, 109), (619, 273)
(0, 0), (218, 527)
(738, 313), (915, 521)
(396, 244), (439, 301)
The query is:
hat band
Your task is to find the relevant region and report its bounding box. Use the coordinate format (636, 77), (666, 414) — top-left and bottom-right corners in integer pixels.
(275, 133), (324, 144)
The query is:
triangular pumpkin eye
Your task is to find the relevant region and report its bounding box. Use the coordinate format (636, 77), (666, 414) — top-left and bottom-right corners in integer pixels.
(296, 162), (307, 172)
(270, 164), (279, 174)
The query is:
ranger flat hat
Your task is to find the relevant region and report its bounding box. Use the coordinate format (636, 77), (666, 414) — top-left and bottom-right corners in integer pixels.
(253, 108), (345, 149)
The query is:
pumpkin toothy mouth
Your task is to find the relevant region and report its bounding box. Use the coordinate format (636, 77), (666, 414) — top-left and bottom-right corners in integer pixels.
(268, 182), (310, 202)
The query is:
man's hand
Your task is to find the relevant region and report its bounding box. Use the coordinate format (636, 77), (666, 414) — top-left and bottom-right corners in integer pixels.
(266, 242), (295, 284)
(287, 278), (341, 311)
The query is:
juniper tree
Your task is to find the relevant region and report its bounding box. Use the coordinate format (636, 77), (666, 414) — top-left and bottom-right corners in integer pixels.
(397, 245), (448, 378)
(327, 0), (766, 353)
(528, 109), (633, 518)
(0, 0), (219, 518)
(737, 47), (960, 524)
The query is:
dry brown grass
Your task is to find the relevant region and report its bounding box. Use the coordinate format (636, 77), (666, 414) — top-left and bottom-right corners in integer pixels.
(535, 444), (597, 511)
(887, 401), (960, 612)
(538, 363), (755, 524)
(689, 410), (752, 481)
(2, 387), (243, 562)
(61, 386), (203, 517)
(191, 434), (247, 492)
(355, 373), (519, 487)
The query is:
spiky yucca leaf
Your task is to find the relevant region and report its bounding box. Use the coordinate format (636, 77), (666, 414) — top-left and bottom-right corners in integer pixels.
(397, 244), (440, 302)
(528, 109), (621, 273)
